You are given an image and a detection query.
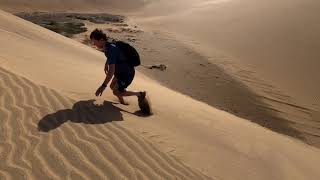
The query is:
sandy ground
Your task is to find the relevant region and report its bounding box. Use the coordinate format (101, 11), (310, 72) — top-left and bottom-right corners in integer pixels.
(70, 11), (320, 147)
(134, 0), (320, 111)
(0, 10), (211, 180)
(0, 0), (320, 179)
(129, 0), (320, 145)
(71, 21), (308, 146)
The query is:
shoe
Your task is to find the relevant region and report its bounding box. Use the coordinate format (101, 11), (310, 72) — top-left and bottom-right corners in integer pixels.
(138, 91), (146, 103)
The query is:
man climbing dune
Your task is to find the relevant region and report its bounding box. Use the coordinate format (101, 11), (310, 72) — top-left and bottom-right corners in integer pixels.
(90, 29), (151, 114)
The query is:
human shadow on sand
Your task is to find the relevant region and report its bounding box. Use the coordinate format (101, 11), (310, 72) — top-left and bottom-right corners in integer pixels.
(38, 100), (140, 132)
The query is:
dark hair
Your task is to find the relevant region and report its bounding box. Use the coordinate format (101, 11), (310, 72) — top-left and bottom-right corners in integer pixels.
(90, 28), (107, 40)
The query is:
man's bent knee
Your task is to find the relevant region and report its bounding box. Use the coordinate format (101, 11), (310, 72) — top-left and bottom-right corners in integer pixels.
(113, 89), (122, 96)
(110, 84), (115, 90)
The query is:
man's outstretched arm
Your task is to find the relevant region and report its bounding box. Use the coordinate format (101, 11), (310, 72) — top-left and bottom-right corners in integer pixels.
(103, 64), (115, 86)
(95, 64), (115, 96)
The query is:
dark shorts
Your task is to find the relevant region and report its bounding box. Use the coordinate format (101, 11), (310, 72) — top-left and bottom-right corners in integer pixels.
(116, 71), (135, 92)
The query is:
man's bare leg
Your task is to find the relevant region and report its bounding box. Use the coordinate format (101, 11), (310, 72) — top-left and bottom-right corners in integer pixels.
(118, 90), (146, 104)
(114, 88), (146, 103)
(110, 78), (129, 105)
(120, 90), (140, 97)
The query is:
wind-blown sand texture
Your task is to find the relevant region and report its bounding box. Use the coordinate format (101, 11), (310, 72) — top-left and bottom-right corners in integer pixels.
(0, 66), (209, 179)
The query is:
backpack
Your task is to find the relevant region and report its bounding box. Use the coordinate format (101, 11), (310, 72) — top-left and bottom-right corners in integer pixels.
(114, 41), (141, 67)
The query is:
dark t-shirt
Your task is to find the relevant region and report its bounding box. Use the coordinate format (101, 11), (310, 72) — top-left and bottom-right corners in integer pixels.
(105, 42), (134, 78)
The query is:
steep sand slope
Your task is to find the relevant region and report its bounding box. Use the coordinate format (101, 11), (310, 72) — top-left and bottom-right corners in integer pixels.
(0, 65), (212, 179)
(132, 0), (320, 147)
(1, 9), (320, 180)
(135, 0), (320, 110)
(0, 66), (210, 179)
(0, 10), (211, 180)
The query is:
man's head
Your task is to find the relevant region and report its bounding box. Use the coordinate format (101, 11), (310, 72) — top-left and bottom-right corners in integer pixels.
(90, 29), (107, 49)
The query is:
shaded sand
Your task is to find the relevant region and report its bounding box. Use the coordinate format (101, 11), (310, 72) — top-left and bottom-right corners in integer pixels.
(130, 0), (320, 146)
(1, 9), (320, 180)
(134, 0), (320, 110)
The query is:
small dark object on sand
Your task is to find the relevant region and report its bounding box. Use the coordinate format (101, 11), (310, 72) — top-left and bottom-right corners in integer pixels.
(138, 92), (152, 115)
(148, 64), (167, 71)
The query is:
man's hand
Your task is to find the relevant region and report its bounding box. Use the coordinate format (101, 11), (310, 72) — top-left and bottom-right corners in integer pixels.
(95, 84), (107, 96)
(97, 64), (114, 96)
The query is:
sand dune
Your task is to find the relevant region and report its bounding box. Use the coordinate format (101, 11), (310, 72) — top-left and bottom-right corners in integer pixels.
(0, 65), (209, 179)
(0, 9), (210, 179)
(132, 0), (320, 147)
(135, 0), (320, 109)
(1, 3), (320, 180)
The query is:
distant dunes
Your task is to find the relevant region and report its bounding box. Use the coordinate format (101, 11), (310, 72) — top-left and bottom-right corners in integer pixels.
(0, 0), (147, 12)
